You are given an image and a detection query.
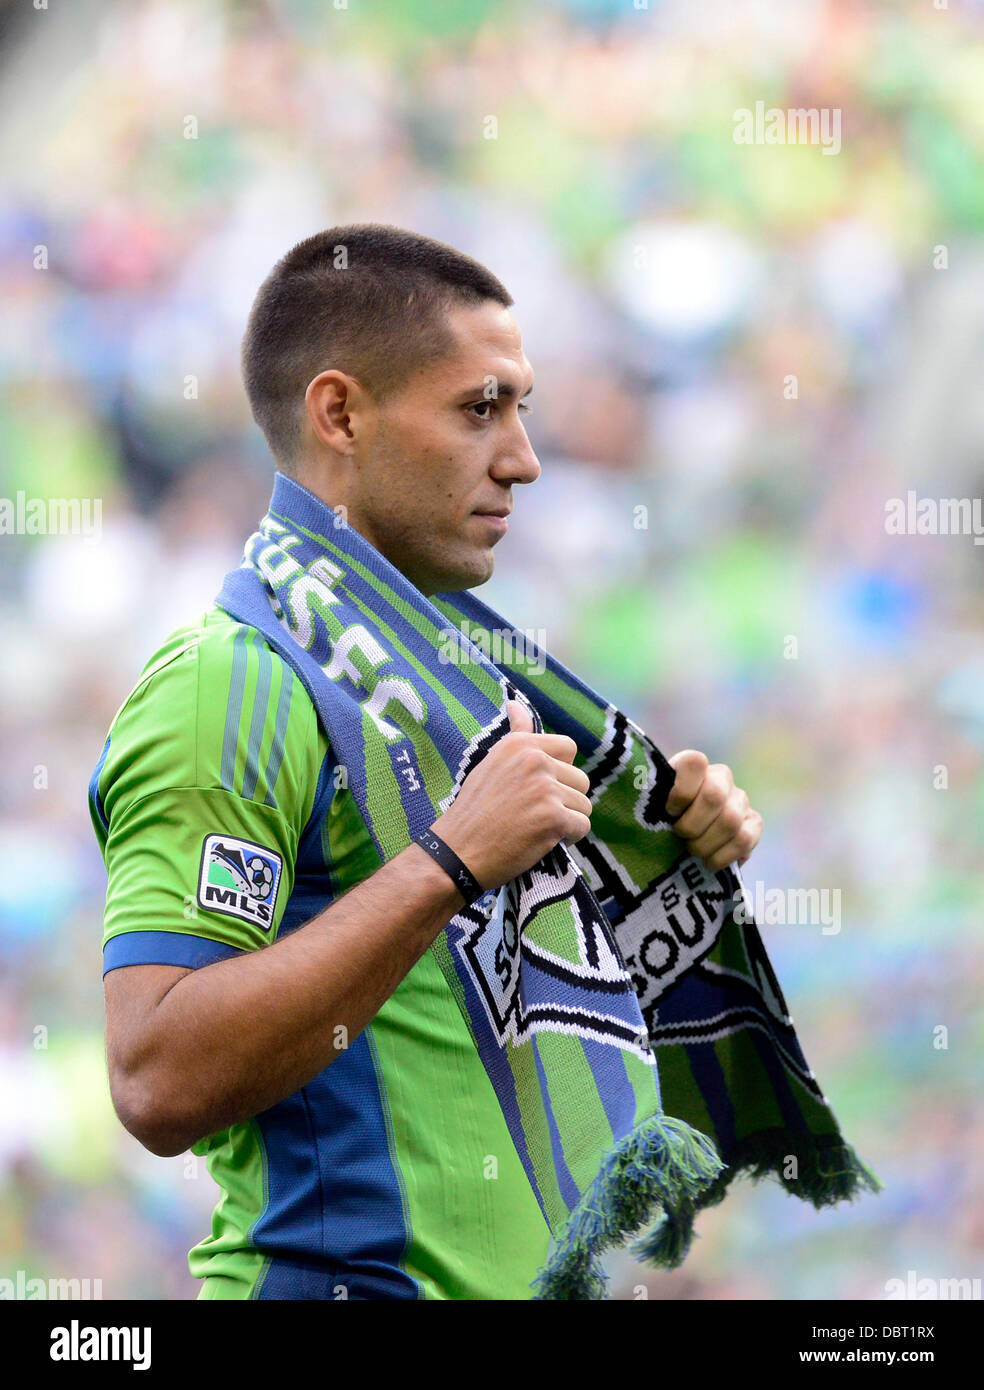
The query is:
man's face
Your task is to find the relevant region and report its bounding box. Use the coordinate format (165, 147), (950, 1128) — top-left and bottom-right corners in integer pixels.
(341, 300), (540, 596)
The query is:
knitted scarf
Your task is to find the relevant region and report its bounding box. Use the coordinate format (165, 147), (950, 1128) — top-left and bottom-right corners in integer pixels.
(215, 472), (882, 1299)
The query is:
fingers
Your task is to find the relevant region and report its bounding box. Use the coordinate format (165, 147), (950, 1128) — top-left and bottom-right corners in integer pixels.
(665, 750), (709, 820)
(505, 698), (534, 734)
(557, 782), (593, 821)
(669, 760), (733, 840)
(543, 753), (593, 845)
(559, 805), (592, 845)
(560, 817), (592, 847)
(504, 697), (582, 768)
(506, 727), (580, 765)
(551, 758), (591, 795)
(505, 739), (593, 833)
(701, 810), (764, 872)
(682, 782), (747, 859)
(537, 734), (579, 765)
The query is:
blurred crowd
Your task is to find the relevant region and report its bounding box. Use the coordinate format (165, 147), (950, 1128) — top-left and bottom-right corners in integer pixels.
(1, 0), (982, 1300)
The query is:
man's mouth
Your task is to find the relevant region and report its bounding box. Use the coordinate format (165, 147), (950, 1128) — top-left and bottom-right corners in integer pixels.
(471, 507), (510, 534)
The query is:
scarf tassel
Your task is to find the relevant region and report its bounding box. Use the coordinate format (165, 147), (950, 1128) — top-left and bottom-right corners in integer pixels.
(631, 1131), (885, 1271)
(532, 1126), (884, 1298)
(531, 1113), (726, 1301)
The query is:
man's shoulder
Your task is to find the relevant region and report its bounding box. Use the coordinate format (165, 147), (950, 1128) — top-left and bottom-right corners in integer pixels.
(103, 608), (251, 717)
(113, 606), (320, 733)
(93, 607), (329, 829)
(122, 607), (294, 700)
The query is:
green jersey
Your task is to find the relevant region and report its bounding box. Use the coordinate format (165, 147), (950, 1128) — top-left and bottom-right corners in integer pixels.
(89, 606), (551, 1299)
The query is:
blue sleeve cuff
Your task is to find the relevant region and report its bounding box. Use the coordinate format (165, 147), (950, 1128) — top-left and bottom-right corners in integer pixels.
(102, 930), (246, 975)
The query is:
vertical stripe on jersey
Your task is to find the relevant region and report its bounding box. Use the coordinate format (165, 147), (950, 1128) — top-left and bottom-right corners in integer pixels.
(88, 735), (111, 835)
(241, 633), (273, 802)
(251, 1033), (420, 1300)
(219, 625), (296, 810)
(263, 666), (294, 809)
(220, 626), (250, 794)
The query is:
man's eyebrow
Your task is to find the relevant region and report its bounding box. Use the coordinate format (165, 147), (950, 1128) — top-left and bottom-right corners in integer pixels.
(456, 380), (534, 401)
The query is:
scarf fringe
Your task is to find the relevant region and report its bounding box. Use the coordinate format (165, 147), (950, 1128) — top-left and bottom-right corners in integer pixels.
(630, 1131), (885, 1270)
(530, 1113), (726, 1301)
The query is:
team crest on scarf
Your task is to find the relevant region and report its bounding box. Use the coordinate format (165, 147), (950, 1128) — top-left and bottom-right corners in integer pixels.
(439, 689), (655, 1059)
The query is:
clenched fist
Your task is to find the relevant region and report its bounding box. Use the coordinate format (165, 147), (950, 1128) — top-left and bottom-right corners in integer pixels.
(665, 750), (763, 872)
(431, 698), (593, 892)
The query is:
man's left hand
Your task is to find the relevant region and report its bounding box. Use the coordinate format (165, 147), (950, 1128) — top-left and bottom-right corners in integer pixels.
(665, 750), (763, 872)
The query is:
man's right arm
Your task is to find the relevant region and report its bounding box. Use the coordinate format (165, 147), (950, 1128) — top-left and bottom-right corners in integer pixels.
(105, 698), (593, 1158)
(105, 838), (469, 1157)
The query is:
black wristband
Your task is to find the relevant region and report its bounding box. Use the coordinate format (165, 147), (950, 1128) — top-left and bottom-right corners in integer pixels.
(413, 825), (487, 905)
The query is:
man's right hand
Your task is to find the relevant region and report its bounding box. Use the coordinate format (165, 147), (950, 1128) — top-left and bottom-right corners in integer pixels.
(432, 698), (593, 891)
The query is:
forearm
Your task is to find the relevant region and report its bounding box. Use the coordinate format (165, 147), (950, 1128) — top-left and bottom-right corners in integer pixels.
(130, 840), (465, 1154)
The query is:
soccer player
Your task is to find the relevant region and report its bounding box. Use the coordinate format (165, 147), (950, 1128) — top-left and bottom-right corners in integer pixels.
(89, 225), (763, 1300)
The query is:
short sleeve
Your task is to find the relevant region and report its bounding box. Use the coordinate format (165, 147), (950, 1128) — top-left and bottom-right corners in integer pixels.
(90, 611), (330, 975)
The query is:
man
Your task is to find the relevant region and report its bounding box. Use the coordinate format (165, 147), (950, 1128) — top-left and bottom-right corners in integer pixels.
(89, 224), (763, 1301)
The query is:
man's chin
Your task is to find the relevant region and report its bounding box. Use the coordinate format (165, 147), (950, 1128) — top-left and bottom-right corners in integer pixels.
(428, 551), (495, 596)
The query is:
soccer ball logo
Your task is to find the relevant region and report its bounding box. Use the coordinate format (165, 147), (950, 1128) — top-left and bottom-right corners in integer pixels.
(246, 855), (274, 899)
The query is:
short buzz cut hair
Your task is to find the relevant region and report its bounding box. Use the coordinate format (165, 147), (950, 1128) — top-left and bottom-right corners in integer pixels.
(241, 223), (514, 471)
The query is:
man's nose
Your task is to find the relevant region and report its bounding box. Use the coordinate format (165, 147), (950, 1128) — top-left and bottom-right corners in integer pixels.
(492, 422), (541, 485)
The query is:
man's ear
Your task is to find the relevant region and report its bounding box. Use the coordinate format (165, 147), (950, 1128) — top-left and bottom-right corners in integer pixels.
(305, 370), (369, 456)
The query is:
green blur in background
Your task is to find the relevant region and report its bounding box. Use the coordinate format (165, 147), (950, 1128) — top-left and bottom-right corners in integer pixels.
(0, 0), (982, 1301)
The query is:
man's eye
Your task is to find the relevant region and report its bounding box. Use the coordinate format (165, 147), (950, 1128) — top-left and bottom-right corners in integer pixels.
(470, 401), (532, 419)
